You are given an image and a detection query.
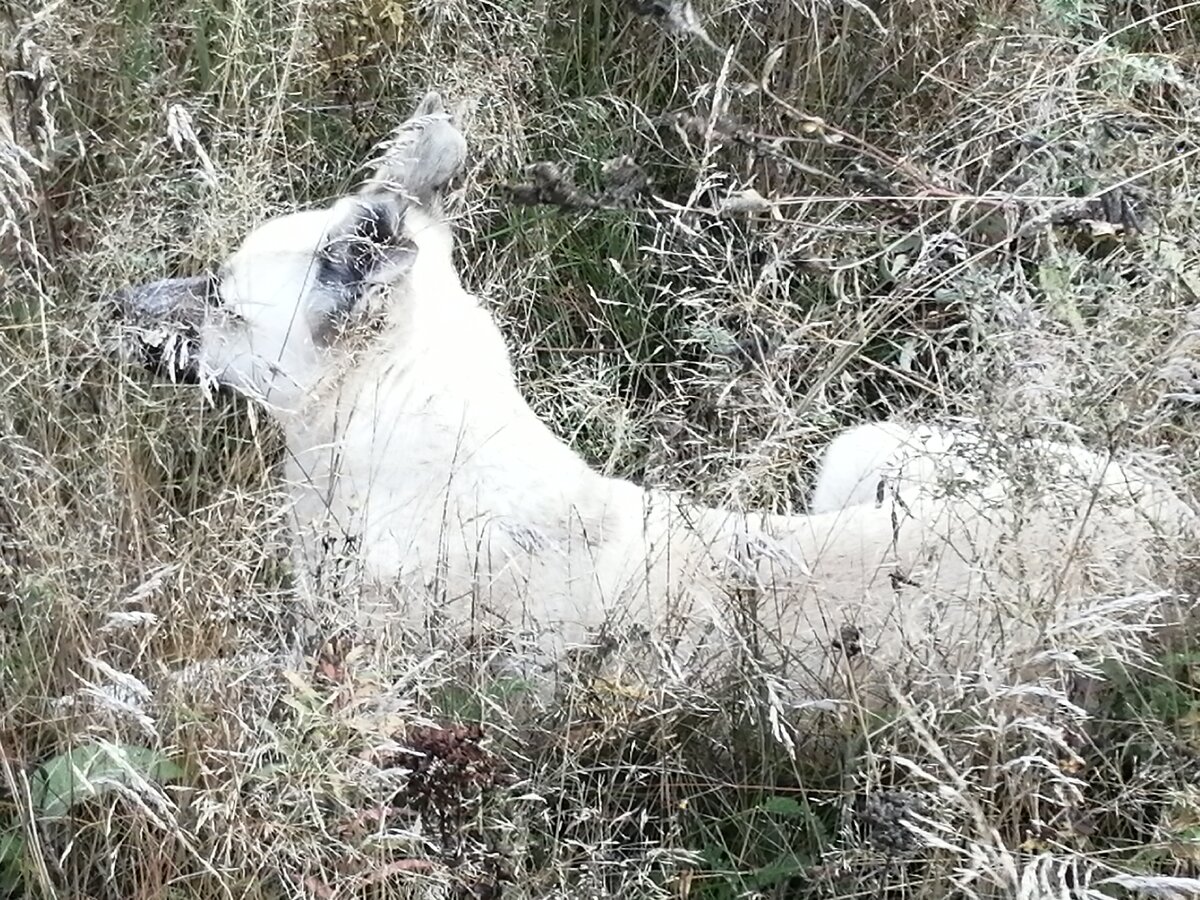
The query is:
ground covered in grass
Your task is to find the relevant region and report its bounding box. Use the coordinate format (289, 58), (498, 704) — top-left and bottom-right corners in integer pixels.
(5, 0), (1200, 897)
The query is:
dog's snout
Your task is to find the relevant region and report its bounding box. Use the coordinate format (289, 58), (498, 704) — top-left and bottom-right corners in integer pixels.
(103, 286), (132, 320)
(108, 274), (217, 324)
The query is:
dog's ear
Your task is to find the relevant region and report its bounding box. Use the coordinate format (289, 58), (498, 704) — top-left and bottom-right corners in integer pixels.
(316, 198), (417, 329)
(321, 197), (417, 287)
(411, 90), (445, 117)
(360, 90), (467, 204)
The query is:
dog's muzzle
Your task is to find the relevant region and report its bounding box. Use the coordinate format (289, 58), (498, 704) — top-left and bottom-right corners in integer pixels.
(108, 274), (217, 385)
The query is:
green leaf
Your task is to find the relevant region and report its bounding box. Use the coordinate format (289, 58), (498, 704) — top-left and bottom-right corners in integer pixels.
(1154, 234), (1200, 302)
(1038, 260), (1085, 332)
(433, 675), (534, 722)
(0, 828), (25, 893)
(750, 853), (809, 888)
(758, 795), (808, 817)
(31, 743), (186, 818)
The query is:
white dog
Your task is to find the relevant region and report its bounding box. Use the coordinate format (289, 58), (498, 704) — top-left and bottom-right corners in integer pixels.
(115, 94), (1194, 705)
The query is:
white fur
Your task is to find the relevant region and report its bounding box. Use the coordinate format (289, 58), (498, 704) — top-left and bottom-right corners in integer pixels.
(181, 196), (1195, 706)
(809, 421), (1153, 515)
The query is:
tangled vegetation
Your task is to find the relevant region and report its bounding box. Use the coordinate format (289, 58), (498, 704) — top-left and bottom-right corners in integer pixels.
(4, 0), (1200, 897)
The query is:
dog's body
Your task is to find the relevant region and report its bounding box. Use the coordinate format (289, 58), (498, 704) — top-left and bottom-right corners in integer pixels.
(117, 95), (1194, 703)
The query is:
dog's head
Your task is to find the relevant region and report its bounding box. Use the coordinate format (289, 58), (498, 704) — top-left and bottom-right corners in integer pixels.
(113, 91), (467, 408)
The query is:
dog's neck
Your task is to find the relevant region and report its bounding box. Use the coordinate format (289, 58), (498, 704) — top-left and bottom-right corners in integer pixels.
(400, 204), (461, 296)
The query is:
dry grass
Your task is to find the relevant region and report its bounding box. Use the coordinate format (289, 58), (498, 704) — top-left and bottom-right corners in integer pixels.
(4, 0), (1200, 897)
